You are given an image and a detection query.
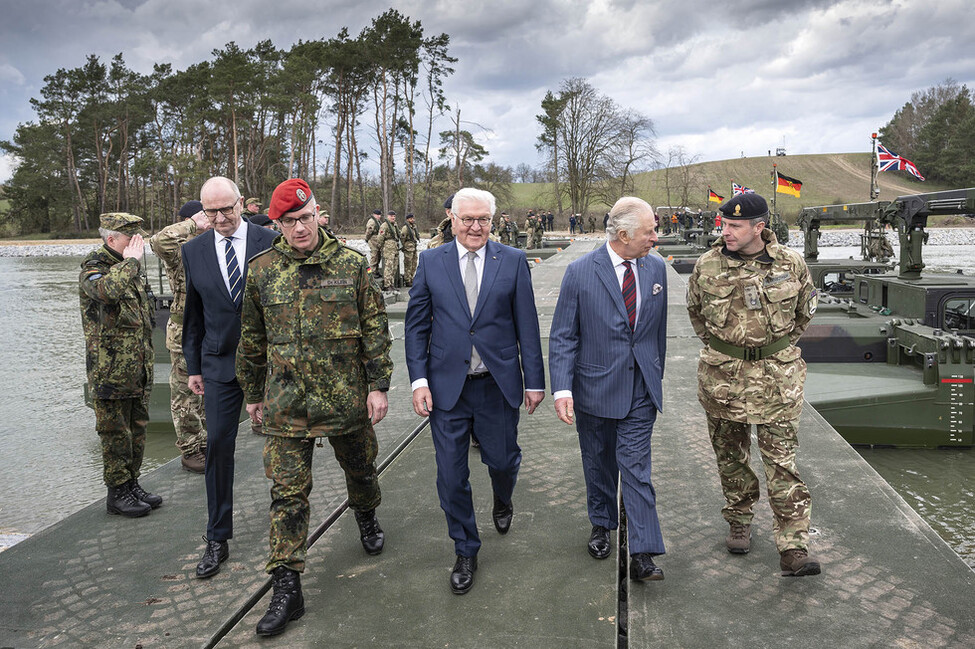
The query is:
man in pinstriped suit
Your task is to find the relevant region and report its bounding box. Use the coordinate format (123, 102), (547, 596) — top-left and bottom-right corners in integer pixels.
(549, 196), (668, 581)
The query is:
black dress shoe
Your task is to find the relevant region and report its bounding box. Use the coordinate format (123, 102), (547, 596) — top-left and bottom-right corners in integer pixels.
(588, 525), (611, 559)
(629, 553), (664, 581)
(450, 555), (478, 595)
(256, 567), (305, 636)
(196, 537), (229, 579)
(492, 496), (513, 535)
(354, 509), (385, 555)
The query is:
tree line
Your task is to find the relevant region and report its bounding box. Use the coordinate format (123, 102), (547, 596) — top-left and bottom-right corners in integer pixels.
(879, 78), (975, 187)
(0, 9), (520, 236)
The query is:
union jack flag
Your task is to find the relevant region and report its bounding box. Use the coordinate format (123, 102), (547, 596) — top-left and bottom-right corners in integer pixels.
(732, 183), (754, 196)
(877, 143), (925, 181)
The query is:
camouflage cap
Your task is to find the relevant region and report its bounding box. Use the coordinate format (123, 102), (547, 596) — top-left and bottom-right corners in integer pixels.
(245, 197), (262, 207)
(99, 212), (148, 236)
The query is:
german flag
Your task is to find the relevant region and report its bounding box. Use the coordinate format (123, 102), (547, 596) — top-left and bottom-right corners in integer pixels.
(776, 172), (802, 198)
(708, 187), (724, 203)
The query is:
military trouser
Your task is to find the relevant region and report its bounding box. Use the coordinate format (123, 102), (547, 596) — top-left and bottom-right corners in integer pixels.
(368, 241), (381, 277)
(381, 243), (400, 289)
(705, 414), (811, 552)
(402, 248), (417, 286)
(93, 396), (148, 488)
(169, 349), (207, 456)
(264, 429), (381, 573)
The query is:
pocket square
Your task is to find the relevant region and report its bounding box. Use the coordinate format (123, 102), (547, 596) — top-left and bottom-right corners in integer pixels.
(652, 283), (663, 295)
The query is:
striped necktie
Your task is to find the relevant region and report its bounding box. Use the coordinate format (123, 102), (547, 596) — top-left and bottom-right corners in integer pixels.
(622, 260), (636, 330)
(225, 237), (242, 307)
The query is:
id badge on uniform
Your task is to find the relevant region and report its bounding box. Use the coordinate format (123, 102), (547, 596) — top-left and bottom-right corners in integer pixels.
(743, 284), (762, 310)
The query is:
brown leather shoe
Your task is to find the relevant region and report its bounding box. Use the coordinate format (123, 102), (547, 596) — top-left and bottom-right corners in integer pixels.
(780, 549), (821, 576)
(181, 450), (205, 474)
(726, 523), (751, 554)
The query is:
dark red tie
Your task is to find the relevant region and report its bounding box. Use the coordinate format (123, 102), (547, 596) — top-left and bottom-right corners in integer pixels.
(622, 260), (636, 330)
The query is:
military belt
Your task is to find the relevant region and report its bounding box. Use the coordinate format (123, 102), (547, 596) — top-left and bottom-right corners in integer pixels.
(708, 335), (790, 361)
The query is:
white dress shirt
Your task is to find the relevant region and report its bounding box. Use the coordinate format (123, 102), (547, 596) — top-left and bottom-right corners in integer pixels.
(213, 218), (249, 296)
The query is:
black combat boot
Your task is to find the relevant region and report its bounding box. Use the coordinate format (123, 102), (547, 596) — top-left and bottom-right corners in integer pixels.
(354, 509), (385, 555)
(129, 480), (162, 509)
(256, 567), (305, 636)
(106, 483), (151, 518)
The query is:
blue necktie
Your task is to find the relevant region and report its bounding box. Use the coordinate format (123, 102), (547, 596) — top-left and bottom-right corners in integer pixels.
(225, 237), (242, 307)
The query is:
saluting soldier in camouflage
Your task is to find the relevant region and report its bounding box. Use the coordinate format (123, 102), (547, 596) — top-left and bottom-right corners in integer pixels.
(80, 213), (163, 518)
(148, 200), (209, 473)
(364, 209), (383, 277)
(686, 192), (821, 577)
(376, 210), (401, 290)
(400, 213), (421, 286)
(237, 178), (393, 637)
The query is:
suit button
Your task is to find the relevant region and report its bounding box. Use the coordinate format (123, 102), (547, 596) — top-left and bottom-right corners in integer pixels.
(464, 360), (470, 365)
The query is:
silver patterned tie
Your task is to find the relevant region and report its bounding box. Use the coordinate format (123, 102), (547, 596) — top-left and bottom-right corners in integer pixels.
(465, 251), (482, 372)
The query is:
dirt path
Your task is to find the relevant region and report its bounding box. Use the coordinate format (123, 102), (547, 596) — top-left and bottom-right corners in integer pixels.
(831, 157), (920, 197)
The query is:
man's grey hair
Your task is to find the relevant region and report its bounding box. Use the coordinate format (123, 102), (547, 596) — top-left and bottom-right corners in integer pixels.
(450, 187), (497, 217)
(98, 228), (123, 242)
(606, 197), (654, 240)
(200, 176), (242, 200)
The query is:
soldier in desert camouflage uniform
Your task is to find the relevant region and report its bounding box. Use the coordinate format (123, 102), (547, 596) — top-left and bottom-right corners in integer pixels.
(364, 209), (383, 277)
(376, 210), (401, 290)
(401, 213), (421, 286)
(80, 213), (162, 518)
(686, 192), (821, 577)
(237, 178), (393, 637)
(148, 201), (209, 472)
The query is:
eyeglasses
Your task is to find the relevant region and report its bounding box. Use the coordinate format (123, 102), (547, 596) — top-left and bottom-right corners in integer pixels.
(278, 213), (316, 228)
(202, 200), (240, 218)
(458, 216), (492, 228)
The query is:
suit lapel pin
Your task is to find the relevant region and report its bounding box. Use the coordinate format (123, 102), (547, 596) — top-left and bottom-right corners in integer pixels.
(652, 283), (662, 295)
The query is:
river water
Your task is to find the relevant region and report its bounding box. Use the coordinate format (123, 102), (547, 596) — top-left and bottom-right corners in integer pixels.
(0, 237), (973, 570)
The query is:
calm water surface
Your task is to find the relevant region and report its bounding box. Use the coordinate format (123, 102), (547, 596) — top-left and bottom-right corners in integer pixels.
(0, 246), (973, 570)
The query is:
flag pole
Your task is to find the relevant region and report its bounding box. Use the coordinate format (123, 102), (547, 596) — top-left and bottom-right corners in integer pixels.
(771, 163), (778, 216)
(870, 132), (879, 200)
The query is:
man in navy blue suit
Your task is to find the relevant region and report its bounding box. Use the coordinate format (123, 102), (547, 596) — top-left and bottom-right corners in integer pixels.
(549, 196), (668, 582)
(182, 176), (277, 579)
(405, 187), (545, 595)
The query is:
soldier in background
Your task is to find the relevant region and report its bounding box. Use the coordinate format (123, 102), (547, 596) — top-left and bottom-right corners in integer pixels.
(532, 213), (544, 249)
(250, 213), (276, 231)
(401, 213), (421, 286)
(364, 209), (383, 277)
(318, 210), (334, 237)
(588, 214), (597, 233)
(498, 212), (512, 245)
(244, 197), (265, 218)
(428, 195), (456, 250)
(376, 210), (401, 290)
(524, 211), (537, 249)
(148, 201), (210, 473)
(686, 192), (820, 577)
(80, 213), (162, 518)
(238, 178), (393, 637)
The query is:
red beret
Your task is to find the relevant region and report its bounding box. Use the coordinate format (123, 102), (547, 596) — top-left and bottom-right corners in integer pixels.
(268, 178), (313, 220)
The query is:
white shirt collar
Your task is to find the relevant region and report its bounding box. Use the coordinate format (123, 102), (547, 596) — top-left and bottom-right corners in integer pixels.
(605, 241), (631, 268)
(456, 239), (485, 262)
(218, 218), (247, 243)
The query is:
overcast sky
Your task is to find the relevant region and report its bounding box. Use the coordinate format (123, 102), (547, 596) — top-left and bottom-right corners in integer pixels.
(1, 0), (973, 184)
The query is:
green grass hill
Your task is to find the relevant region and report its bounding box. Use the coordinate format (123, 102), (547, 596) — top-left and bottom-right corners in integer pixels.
(510, 153), (948, 223)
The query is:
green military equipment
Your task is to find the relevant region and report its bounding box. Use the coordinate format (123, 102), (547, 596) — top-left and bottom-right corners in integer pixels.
(797, 187), (975, 447)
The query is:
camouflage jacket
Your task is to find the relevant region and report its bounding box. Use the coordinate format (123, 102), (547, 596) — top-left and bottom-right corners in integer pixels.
(79, 245), (154, 399)
(376, 220), (401, 249)
(148, 219), (201, 350)
(400, 223), (420, 250)
(364, 216), (382, 243)
(237, 230), (393, 438)
(427, 217), (454, 250)
(686, 229), (817, 423)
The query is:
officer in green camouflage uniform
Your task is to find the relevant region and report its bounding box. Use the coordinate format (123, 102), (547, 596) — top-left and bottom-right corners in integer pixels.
(376, 210), (401, 290)
(686, 192), (821, 577)
(364, 209), (383, 277)
(237, 178), (393, 637)
(400, 213), (421, 286)
(148, 201), (209, 472)
(80, 213), (163, 518)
